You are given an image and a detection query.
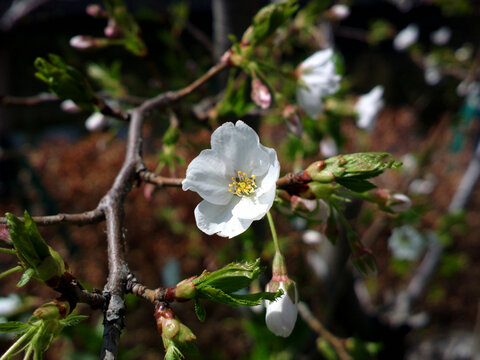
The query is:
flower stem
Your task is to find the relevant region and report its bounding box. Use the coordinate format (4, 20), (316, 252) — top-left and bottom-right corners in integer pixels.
(0, 327), (34, 360)
(266, 211), (281, 253)
(0, 247), (16, 255)
(0, 265), (22, 280)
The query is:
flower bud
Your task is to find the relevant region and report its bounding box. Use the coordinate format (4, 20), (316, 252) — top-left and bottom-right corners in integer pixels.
(251, 78), (272, 109)
(60, 99), (82, 113)
(33, 299), (70, 321)
(265, 281), (298, 337)
(0, 224), (10, 242)
(69, 35), (97, 50)
(165, 277), (197, 302)
(390, 193), (412, 212)
(85, 112), (113, 132)
(265, 252), (298, 337)
(86, 4), (108, 18)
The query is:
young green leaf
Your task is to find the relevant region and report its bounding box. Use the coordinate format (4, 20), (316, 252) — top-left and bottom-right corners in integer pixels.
(60, 315), (88, 327)
(194, 299), (206, 322)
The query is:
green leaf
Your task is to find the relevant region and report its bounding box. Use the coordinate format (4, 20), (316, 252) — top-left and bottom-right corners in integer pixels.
(60, 315), (88, 327)
(17, 268), (35, 287)
(247, 0), (298, 47)
(194, 299), (206, 322)
(336, 178), (377, 192)
(34, 55), (97, 111)
(0, 321), (29, 333)
(197, 286), (281, 307)
(193, 258), (263, 294)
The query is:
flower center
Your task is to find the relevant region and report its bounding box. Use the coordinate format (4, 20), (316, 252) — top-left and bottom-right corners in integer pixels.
(229, 171), (257, 197)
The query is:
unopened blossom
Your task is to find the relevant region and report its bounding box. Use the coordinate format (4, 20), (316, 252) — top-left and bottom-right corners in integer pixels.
(69, 35), (96, 50)
(182, 121), (280, 238)
(296, 49), (341, 119)
(355, 85), (384, 131)
(60, 100), (82, 113)
(251, 78), (272, 109)
(85, 112), (113, 132)
(430, 26), (451, 46)
(390, 193), (412, 212)
(265, 281), (298, 337)
(393, 24), (419, 51)
(265, 252), (298, 337)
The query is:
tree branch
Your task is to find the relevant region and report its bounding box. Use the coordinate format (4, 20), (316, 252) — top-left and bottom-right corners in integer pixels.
(0, 209), (105, 226)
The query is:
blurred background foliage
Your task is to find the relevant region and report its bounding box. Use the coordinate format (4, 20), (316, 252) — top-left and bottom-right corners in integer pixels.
(1, 0), (480, 359)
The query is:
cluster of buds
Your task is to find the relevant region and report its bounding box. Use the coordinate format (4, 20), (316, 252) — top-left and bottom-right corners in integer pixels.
(154, 302), (196, 357)
(265, 252), (298, 337)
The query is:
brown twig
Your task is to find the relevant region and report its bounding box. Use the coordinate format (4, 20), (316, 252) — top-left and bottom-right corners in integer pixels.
(0, 208), (105, 226)
(126, 273), (167, 303)
(0, 93), (59, 106)
(138, 170), (184, 188)
(298, 302), (353, 360)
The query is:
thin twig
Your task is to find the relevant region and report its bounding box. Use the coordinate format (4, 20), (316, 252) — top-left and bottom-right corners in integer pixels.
(298, 302), (353, 360)
(0, 209), (105, 226)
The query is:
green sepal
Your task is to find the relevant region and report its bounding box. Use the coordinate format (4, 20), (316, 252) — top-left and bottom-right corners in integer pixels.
(59, 314), (88, 327)
(194, 298), (206, 322)
(34, 54), (97, 111)
(0, 321), (29, 333)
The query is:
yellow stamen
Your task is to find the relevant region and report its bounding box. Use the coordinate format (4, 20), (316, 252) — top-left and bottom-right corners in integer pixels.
(228, 171), (257, 197)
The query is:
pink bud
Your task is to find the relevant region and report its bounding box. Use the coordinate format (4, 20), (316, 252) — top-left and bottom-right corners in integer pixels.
(0, 225), (10, 242)
(251, 79), (272, 109)
(143, 183), (156, 201)
(104, 19), (122, 38)
(86, 4), (108, 18)
(69, 35), (96, 50)
(60, 100), (82, 114)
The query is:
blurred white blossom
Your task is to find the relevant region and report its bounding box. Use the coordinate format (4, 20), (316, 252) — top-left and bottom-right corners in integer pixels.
(388, 225), (425, 261)
(0, 294), (21, 317)
(297, 49), (341, 119)
(319, 136), (338, 158)
(355, 85), (384, 131)
(393, 24), (419, 51)
(430, 26), (451, 46)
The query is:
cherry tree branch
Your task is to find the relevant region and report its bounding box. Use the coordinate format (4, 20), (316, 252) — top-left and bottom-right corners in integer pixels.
(0, 209), (105, 226)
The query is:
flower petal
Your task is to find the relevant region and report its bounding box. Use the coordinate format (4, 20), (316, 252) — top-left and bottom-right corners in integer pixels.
(194, 199), (253, 238)
(211, 121), (271, 177)
(182, 149), (233, 205)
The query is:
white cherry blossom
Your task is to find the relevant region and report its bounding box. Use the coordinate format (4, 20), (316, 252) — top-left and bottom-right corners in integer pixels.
(297, 49), (341, 119)
(182, 121), (280, 238)
(430, 26), (451, 46)
(355, 85), (385, 131)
